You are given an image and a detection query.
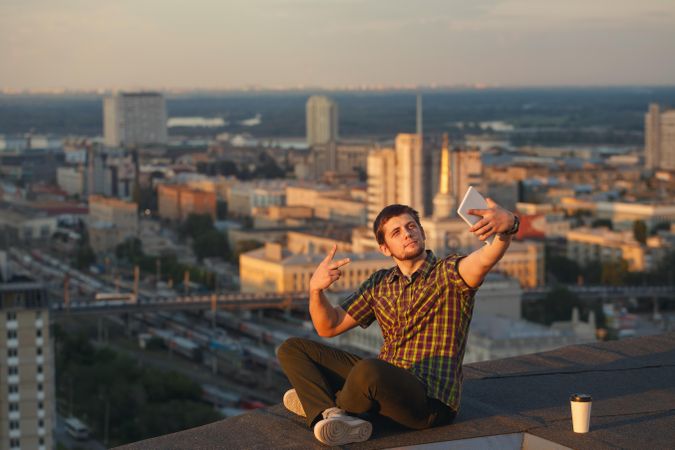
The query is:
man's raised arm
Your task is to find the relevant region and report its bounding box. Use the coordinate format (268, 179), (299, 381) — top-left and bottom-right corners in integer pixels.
(458, 198), (517, 288)
(308, 244), (359, 338)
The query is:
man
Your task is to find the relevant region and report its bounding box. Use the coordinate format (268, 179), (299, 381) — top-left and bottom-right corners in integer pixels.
(277, 200), (518, 446)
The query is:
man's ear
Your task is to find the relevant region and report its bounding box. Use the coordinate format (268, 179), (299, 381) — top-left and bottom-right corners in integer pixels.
(379, 243), (391, 257)
(420, 226), (426, 241)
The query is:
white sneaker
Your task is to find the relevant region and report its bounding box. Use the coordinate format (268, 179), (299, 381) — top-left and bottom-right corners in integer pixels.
(283, 389), (306, 417)
(313, 407), (372, 446)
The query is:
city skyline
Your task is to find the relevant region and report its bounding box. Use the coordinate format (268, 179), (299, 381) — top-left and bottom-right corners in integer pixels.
(1, 0), (675, 91)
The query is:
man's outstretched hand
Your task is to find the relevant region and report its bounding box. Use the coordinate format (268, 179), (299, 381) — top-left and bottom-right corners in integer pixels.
(309, 244), (351, 292)
(468, 198), (516, 242)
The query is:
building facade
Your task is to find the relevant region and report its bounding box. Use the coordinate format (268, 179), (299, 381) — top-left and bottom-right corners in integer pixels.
(103, 92), (168, 147)
(239, 243), (391, 293)
(306, 96), (338, 147)
(88, 195), (139, 253)
(366, 148), (397, 225)
(157, 184), (217, 222)
(0, 267), (54, 450)
(645, 103), (675, 170)
(395, 133), (424, 214)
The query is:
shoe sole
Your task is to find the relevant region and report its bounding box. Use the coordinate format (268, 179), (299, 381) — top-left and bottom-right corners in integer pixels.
(314, 417), (372, 446)
(283, 389), (306, 417)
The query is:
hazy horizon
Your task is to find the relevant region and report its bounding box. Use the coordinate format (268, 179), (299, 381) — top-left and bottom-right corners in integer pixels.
(2, 0), (674, 91)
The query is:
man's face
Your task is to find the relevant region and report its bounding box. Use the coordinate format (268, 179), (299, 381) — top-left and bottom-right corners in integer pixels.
(379, 213), (426, 261)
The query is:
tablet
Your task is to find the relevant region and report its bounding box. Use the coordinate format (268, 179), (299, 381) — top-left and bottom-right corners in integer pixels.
(457, 186), (494, 245)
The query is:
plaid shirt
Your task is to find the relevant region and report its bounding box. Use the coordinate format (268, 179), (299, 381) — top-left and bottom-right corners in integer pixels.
(340, 250), (477, 411)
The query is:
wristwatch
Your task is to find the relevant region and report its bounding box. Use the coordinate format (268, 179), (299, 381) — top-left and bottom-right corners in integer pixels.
(502, 215), (520, 236)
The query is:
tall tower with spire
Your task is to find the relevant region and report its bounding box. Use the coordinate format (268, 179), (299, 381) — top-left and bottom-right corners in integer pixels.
(433, 133), (456, 218)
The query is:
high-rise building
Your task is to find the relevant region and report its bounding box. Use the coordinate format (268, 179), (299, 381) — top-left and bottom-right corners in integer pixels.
(0, 253), (54, 450)
(306, 96), (338, 148)
(433, 134), (455, 218)
(395, 133), (424, 214)
(366, 148), (397, 225)
(645, 103), (675, 170)
(103, 92), (168, 147)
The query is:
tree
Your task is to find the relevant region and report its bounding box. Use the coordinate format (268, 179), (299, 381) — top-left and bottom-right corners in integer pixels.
(601, 260), (629, 286)
(633, 220), (647, 244)
(192, 230), (229, 261)
(116, 237), (144, 263)
(591, 218), (613, 230)
(546, 255), (580, 284)
(179, 213), (214, 240)
(75, 244), (96, 269)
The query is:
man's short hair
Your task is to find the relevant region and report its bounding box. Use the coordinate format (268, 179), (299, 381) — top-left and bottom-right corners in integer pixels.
(373, 204), (422, 245)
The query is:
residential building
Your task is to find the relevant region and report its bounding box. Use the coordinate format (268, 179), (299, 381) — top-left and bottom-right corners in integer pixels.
(88, 195), (139, 253)
(239, 243), (390, 293)
(0, 256), (54, 450)
(494, 240), (545, 288)
(566, 227), (650, 271)
(103, 92), (168, 147)
(157, 184), (216, 222)
(366, 148), (397, 225)
(56, 166), (85, 197)
(0, 205), (58, 243)
(645, 103), (675, 170)
(227, 181), (287, 218)
(395, 133), (424, 214)
(306, 95), (338, 147)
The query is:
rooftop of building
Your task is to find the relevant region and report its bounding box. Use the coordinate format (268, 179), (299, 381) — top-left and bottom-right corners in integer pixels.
(115, 332), (675, 450)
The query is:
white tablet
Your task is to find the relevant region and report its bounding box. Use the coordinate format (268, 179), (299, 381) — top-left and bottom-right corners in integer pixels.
(457, 186), (494, 245)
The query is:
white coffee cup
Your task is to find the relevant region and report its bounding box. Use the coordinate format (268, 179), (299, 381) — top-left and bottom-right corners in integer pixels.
(570, 393), (592, 433)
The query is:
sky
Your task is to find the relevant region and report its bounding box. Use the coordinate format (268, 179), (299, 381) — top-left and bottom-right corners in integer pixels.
(1, 0), (674, 90)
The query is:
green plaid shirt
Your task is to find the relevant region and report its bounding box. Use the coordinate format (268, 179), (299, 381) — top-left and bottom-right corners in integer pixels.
(340, 250), (477, 411)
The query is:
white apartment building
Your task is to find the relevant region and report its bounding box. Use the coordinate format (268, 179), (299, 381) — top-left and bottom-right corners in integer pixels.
(103, 92), (167, 147)
(306, 95), (338, 147)
(395, 133), (424, 214)
(366, 148), (397, 225)
(645, 103), (675, 170)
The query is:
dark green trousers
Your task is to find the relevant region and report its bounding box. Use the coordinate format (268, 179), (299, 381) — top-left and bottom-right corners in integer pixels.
(277, 337), (456, 429)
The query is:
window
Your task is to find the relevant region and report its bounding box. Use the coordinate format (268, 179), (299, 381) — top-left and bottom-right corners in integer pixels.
(7, 329), (17, 339)
(38, 419), (44, 428)
(39, 437), (45, 445)
(37, 365), (43, 374)
(9, 420), (19, 430)
(37, 347), (43, 356)
(7, 311), (17, 320)
(38, 401), (43, 410)
(8, 366), (18, 375)
(9, 439), (19, 448)
(37, 328), (43, 337)
(9, 384), (18, 394)
(8, 348), (18, 357)
(9, 402), (19, 411)
(37, 383), (43, 392)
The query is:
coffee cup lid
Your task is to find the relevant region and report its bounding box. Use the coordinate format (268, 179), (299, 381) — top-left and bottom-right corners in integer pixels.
(570, 393), (592, 402)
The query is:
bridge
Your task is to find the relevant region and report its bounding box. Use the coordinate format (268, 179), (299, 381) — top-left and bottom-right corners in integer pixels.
(51, 291), (310, 316)
(522, 285), (675, 302)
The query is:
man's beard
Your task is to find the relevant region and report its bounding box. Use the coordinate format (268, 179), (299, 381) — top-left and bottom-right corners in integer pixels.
(398, 241), (426, 261)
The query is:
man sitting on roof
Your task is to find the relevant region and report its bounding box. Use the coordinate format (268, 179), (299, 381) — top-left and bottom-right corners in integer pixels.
(277, 202), (519, 446)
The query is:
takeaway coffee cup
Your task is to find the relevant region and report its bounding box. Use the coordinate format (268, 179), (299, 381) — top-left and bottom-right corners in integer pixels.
(570, 393), (592, 433)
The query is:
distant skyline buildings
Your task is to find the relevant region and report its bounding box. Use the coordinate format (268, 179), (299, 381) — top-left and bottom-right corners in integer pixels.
(306, 95), (339, 147)
(103, 92), (167, 147)
(1, 1), (674, 90)
(645, 103), (675, 171)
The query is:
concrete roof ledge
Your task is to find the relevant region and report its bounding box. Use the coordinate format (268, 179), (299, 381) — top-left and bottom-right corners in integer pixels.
(114, 332), (675, 449)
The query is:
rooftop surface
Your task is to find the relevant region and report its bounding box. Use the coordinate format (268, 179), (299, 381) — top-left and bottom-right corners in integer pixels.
(115, 332), (675, 450)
